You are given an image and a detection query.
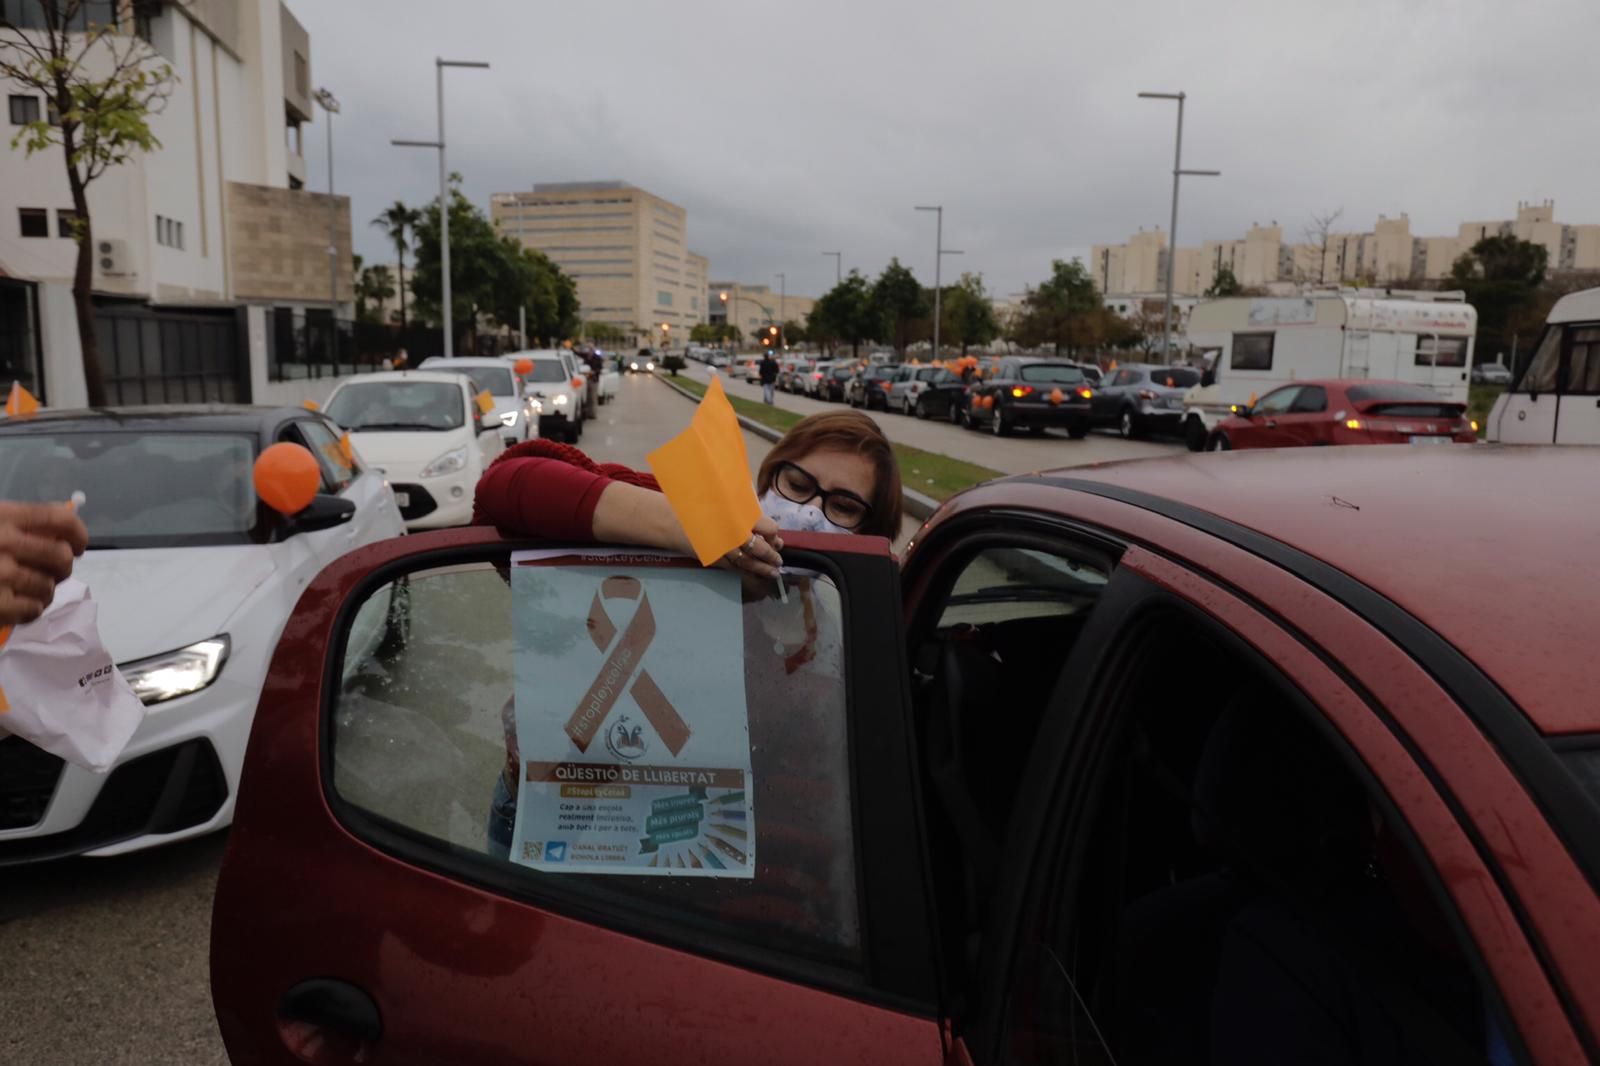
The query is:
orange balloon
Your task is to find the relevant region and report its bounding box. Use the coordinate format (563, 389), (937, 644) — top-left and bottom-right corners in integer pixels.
(253, 442), (321, 515)
(514, 358), (534, 375)
(982, 395), (995, 410)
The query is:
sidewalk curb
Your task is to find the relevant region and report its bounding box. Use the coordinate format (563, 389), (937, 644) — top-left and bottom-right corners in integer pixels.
(653, 373), (942, 522)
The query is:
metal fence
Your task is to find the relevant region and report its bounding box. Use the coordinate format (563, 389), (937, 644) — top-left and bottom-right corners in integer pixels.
(265, 308), (522, 381)
(93, 304), (249, 406)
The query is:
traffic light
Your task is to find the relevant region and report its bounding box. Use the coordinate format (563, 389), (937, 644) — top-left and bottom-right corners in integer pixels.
(768, 326), (778, 336)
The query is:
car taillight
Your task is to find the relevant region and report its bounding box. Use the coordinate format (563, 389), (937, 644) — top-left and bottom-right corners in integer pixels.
(1137, 388), (1158, 401)
(1011, 385), (1035, 398)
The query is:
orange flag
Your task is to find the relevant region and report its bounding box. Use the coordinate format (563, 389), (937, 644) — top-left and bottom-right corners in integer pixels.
(301, 399), (319, 411)
(647, 375), (760, 566)
(6, 382), (40, 417)
(475, 390), (495, 416)
(338, 431), (355, 467)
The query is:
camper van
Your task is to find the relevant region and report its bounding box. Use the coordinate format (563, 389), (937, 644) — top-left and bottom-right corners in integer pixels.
(1180, 292), (1478, 450)
(1487, 287), (1600, 445)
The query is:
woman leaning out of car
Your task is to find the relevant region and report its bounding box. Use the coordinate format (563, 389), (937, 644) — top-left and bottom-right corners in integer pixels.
(472, 412), (903, 940)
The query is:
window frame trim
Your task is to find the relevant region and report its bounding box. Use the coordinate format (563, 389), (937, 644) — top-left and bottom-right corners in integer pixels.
(316, 541), (940, 1014)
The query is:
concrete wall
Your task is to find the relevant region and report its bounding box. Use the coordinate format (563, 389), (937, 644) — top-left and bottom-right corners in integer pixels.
(226, 182), (352, 304)
(37, 282), (87, 409)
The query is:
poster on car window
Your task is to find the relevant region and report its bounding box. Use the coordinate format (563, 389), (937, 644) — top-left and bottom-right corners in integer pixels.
(508, 549), (756, 878)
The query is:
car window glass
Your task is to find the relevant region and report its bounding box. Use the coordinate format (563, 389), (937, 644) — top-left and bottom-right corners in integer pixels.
(325, 381), (466, 431)
(526, 361), (568, 383)
(298, 419), (357, 491)
(1020, 364), (1086, 385)
(1289, 386), (1328, 414)
(1254, 387), (1300, 415)
(999, 607), (1512, 1066)
(330, 559), (862, 964)
(1520, 326), (1561, 393)
(1564, 327), (1600, 394)
(277, 423), (340, 494)
(1231, 333), (1275, 371)
(938, 547), (1109, 628)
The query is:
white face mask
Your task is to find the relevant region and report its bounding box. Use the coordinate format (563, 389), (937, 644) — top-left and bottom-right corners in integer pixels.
(760, 488), (850, 535)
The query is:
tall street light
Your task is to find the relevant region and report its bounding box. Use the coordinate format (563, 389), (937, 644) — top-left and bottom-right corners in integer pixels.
(1138, 90), (1219, 365)
(775, 273), (786, 350)
(392, 57), (490, 358)
(915, 206), (963, 362)
(313, 88), (340, 316)
(821, 251), (841, 285)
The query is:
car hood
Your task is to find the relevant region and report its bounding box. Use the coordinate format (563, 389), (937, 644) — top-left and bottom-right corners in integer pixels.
(348, 429), (470, 468)
(71, 546), (276, 663)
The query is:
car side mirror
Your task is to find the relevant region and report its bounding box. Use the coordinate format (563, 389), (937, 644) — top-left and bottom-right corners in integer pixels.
(1236, 405), (1254, 419)
(284, 493), (355, 537)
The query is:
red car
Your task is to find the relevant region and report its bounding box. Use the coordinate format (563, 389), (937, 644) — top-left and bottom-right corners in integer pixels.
(212, 448), (1599, 1065)
(1208, 379), (1477, 450)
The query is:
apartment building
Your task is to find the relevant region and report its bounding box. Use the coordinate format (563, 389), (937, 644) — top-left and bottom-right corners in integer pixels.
(491, 181), (711, 344)
(1091, 201), (1600, 303)
(707, 282), (815, 337)
(1, 0), (352, 407)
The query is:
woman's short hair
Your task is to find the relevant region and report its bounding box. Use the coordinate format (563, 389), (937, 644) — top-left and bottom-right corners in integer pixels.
(756, 411), (902, 538)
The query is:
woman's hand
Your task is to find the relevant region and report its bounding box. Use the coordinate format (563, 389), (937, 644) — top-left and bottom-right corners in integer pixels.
(720, 515), (783, 579)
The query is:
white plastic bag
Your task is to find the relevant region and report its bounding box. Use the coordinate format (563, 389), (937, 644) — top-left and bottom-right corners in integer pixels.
(0, 578), (145, 772)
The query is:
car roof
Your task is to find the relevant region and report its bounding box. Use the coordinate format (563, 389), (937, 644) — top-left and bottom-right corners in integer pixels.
(1548, 286), (1600, 324)
(0, 404), (323, 435)
(505, 349), (570, 360)
(1000, 447), (1597, 735)
(419, 357), (515, 369)
(331, 370), (467, 387)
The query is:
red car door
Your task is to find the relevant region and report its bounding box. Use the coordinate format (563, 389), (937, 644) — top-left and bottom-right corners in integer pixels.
(211, 528), (949, 1065)
(1231, 385), (1301, 447)
(1276, 383), (1332, 445)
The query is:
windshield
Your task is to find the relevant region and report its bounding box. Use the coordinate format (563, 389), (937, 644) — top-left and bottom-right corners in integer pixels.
(1020, 364), (1087, 384)
(1347, 383), (1451, 405)
(0, 431), (260, 548)
(526, 361), (569, 383)
(452, 365), (516, 396)
(325, 381), (465, 431)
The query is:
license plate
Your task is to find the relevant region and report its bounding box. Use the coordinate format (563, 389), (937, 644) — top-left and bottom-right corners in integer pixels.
(394, 491), (411, 508)
(1409, 435), (1450, 445)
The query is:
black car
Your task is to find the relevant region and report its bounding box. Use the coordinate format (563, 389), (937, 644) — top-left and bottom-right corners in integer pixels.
(965, 358), (1092, 438)
(911, 368), (969, 422)
(821, 365), (856, 402)
(846, 364), (899, 410)
(1088, 364), (1201, 439)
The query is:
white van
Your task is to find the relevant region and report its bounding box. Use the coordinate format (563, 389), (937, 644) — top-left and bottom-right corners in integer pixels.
(1487, 287), (1600, 445)
(1180, 292), (1478, 450)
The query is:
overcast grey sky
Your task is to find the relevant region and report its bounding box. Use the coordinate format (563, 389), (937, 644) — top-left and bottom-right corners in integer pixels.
(296, 0), (1600, 301)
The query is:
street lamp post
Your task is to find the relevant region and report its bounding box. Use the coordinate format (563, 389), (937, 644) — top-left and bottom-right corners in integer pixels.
(776, 273), (786, 350)
(915, 206), (963, 362)
(392, 57), (490, 358)
(313, 89), (340, 316)
(822, 251), (841, 285)
(1138, 90), (1220, 364)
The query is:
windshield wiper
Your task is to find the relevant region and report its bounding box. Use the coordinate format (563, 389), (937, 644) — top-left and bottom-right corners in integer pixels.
(348, 421), (433, 431)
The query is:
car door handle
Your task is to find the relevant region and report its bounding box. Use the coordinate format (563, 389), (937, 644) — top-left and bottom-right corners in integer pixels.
(278, 979), (383, 1047)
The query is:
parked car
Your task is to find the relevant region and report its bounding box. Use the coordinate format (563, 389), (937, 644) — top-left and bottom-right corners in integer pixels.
(730, 357), (761, 383)
(1472, 361), (1513, 386)
(1089, 364), (1201, 439)
(627, 350), (657, 374)
(965, 357), (1092, 437)
(212, 447), (1600, 1065)
(821, 364), (856, 402)
(846, 364), (899, 410)
(801, 361), (836, 398)
(0, 405), (406, 865)
(1207, 380), (1476, 451)
(418, 356), (537, 445)
(911, 369), (970, 422)
(887, 366), (957, 417)
(1069, 361), (1104, 385)
(324, 371), (506, 526)
(778, 359), (815, 394)
(500, 350), (587, 442)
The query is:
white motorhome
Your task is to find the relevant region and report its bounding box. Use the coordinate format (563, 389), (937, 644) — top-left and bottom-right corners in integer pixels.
(1487, 287), (1600, 445)
(1180, 292), (1478, 450)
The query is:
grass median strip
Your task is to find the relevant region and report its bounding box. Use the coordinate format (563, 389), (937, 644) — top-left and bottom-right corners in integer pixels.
(655, 372), (1002, 501)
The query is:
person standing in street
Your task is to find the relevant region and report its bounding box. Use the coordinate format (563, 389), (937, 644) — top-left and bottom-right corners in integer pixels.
(760, 350), (780, 405)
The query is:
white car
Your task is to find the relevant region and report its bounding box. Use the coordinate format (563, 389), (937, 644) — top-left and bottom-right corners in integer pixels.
(323, 371), (505, 529)
(503, 349), (587, 442)
(418, 356), (537, 444)
(0, 405), (406, 863)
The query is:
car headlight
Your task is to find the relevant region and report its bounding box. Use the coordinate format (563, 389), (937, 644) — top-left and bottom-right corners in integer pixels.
(646, 361), (656, 371)
(630, 361), (639, 371)
(528, 397), (544, 413)
(498, 411), (518, 428)
(121, 636), (230, 706)
(421, 445), (469, 478)
(553, 394), (569, 407)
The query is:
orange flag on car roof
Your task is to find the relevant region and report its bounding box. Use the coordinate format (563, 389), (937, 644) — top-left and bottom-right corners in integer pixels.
(647, 375), (761, 566)
(6, 382), (39, 417)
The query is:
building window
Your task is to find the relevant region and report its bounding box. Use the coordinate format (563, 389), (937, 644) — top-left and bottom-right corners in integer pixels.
(294, 51), (309, 98)
(17, 208), (48, 238)
(690, 296), (699, 310)
(56, 208), (78, 238)
(657, 291), (674, 307)
(8, 94), (39, 125)
(155, 214), (185, 250)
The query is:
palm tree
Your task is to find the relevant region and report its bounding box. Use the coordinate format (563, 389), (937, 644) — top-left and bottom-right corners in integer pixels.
(371, 201), (422, 330)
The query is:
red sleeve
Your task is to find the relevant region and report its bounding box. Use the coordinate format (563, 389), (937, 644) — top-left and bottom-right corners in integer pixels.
(471, 441), (660, 540)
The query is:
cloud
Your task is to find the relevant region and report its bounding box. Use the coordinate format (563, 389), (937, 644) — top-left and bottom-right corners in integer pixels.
(294, 0), (1600, 300)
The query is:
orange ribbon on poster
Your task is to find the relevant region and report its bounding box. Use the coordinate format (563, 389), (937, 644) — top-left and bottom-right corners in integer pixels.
(646, 375), (760, 566)
(567, 576), (690, 756)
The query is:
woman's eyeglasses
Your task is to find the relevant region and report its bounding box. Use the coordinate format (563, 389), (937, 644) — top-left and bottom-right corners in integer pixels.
(772, 461), (872, 530)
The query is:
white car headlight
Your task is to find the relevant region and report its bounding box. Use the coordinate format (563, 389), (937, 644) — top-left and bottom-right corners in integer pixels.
(646, 361), (656, 371)
(121, 636), (230, 706)
(553, 394), (569, 407)
(630, 361), (640, 371)
(498, 411), (518, 428)
(421, 445), (469, 478)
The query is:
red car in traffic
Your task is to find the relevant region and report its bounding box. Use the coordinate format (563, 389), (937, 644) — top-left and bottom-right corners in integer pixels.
(1209, 379), (1477, 450)
(212, 447), (1599, 1065)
